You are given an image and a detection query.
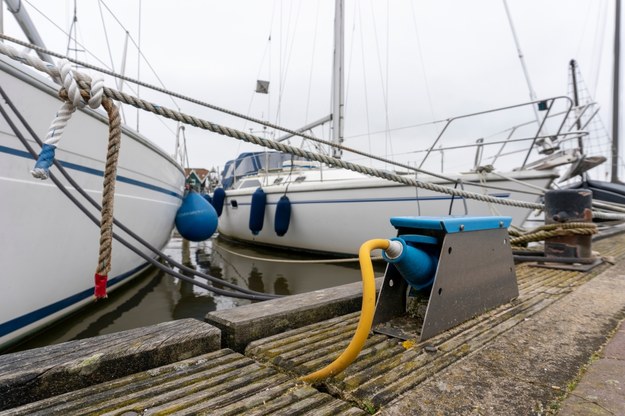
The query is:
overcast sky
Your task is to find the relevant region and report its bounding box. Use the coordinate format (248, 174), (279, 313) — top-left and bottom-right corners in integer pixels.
(2, 0), (619, 175)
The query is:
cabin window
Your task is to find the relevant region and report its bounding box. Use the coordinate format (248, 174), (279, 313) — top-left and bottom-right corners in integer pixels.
(273, 177), (284, 185)
(294, 176), (306, 183)
(238, 179), (261, 189)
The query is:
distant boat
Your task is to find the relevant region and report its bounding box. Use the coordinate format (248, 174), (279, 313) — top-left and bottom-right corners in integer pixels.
(0, 2), (184, 350)
(216, 159), (557, 256)
(561, 0), (625, 203)
(212, 0), (588, 256)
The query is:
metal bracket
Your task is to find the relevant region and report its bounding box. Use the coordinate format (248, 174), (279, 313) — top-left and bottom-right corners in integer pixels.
(374, 227), (518, 341)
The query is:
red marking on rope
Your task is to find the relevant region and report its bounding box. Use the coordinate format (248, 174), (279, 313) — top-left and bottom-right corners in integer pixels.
(94, 273), (108, 299)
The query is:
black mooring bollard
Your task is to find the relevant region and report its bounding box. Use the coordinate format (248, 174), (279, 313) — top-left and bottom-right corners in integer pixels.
(544, 189), (593, 259)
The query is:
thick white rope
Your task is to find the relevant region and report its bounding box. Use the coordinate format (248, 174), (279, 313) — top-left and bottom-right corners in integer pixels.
(30, 57), (104, 179)
(4, 39), (625, 221)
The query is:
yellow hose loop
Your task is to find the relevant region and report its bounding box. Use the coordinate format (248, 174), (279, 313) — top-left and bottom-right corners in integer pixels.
(300, 238), (390, 382)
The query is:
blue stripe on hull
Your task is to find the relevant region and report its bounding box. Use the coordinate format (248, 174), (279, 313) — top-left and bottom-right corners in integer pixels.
(0, 263), (150, 338)
(0, 145), (182, 199)
(231, 193), (511, 206)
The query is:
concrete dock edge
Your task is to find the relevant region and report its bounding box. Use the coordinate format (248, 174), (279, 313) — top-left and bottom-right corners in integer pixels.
(377, 264), (625, 415)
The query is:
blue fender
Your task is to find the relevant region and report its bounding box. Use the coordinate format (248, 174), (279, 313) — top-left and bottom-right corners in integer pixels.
(249, 188), (266, 235)
(212, 188), (226, 217)
(274, 195), (291, 236)
(175, 191), (218, 241)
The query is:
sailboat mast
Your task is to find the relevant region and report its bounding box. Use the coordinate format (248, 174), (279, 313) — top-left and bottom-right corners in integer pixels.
(570, 59), (584, 153)
(3, 0), (55, 67)
(612, 0), (621, 183)
(502, 0), (541, 128)
(331, 0), (345, 159)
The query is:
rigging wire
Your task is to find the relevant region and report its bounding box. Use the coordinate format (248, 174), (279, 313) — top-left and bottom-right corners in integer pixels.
(136, 0), (142, 132)
(0, 86), (279, 302)
(304, 0), (321, 126)
(368, 0), (393, 164)
(385, 0), (392, 162)
(274, 0), (302, 128)
(22, 0), (179, 137)
(0, 34), (480, 186)
(96, 0), (173, 107)
(356, 2), (373, 164)
(96, 0), (117, 76)
(409, 0), (436, 122)
(215, 242), (381, 264)
(65, 0), (78, 60)
(0, 36), (584, 202)
(590, 1), (608, 97)
(244, 23), (273, 134)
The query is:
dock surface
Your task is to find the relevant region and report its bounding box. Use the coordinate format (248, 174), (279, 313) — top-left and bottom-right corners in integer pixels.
(1, 232), (624, 415)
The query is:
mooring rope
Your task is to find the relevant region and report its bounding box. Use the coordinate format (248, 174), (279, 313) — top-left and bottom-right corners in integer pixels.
(6, 36), (625, 221)
(26, 56), (120, 299)
(0, 34), (505, 188)
(0, 86), (278, 302)
(92, 92), (120, 299)
(3, 37), (625, 231)
(0, 38), (543, 210)
(31, 59), (104, 178)
(591, 211), (625, 221)
(215, 242), (383, 264)
(509, 222), (598, 246)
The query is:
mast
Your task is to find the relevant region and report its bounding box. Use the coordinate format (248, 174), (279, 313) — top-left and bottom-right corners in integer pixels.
(570, 59), (584, 153)
(331, 0), (344, 159)
(502, 0), (541, 128)
(612, 0), (621, 182)
(3, 0), (55, 67)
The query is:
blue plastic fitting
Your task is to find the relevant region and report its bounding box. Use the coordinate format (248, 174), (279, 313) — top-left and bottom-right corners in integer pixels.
(382, 237), (437, 290)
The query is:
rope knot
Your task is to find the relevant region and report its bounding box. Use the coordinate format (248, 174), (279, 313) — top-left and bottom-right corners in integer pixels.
(87, 77), (104, 109)
(31, 61), (105, 179)
(475, 164), (495, 174)
(58, 59), (82, 108)
(58, 70), (104, 110)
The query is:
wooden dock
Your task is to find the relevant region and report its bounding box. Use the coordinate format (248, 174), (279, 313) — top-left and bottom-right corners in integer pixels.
(1, 232), (625, 415)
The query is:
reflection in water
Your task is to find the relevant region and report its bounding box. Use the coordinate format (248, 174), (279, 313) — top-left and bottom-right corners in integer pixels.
(208, 236), (383, 295)
(248, 267), (265, 294)
(274, 276), (290, 296)
(172, 279), (217, 320)
(8, 234), (385, 353)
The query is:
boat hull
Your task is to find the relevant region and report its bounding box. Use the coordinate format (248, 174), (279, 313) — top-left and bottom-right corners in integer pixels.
(0, 55), (185, 350)
(217, 171), (555, 256)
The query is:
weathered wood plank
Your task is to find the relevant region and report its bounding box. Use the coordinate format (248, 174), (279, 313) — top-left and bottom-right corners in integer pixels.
(206, 278), (383, 353)
(0, 349), (366, 416)
(244, 235), (625, 414)
(0, 318), (220, 410)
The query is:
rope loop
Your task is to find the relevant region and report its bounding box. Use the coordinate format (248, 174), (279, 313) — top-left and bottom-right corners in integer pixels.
(475, 164), (495, 174)
(93, 95), (122, 299)
(5, 36), (625, 220)
(58, 59), (82, 108)
(87, 77), (104, 109)
(31, 62), (104, 179)
(509, 222), (598, 246)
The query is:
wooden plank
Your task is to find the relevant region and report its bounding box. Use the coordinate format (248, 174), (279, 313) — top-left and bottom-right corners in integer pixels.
(1, 349), (366, 416)
(206, 278), (383, 353)
(0, 318), (220, 410)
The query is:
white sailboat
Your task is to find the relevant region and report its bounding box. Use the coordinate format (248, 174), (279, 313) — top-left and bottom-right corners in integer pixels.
(214, 0), (580, 256)
(0, 1), (184, 350)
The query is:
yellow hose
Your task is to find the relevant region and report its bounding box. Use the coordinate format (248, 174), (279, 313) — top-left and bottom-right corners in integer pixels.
(300, 238), (390, 382)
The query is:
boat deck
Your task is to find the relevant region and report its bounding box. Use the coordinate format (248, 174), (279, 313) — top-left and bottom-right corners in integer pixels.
(1, 232), (624, 415)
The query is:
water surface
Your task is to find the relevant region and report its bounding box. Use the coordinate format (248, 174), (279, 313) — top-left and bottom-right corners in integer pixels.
(10, 235), (383, 352)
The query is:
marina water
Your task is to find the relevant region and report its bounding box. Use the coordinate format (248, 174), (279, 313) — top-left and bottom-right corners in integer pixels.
(7, 234), (384, 353)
